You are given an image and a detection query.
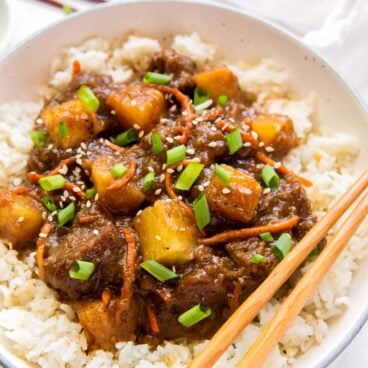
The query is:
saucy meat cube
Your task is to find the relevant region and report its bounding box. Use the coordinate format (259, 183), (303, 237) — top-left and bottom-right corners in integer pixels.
(205, 164), (262, 223)
(194, 66), (240, 102)
(91, 155), (145, 214)
(107, 85), (165, 132)
(133, 200), (198, 265)
(41, 100), (105, 149)
(0, 190), (43, 248)
(43, 205), (123, 299)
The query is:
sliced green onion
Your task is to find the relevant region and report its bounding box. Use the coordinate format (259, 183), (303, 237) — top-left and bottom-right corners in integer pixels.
(166, 145), (186, 166)
(85, 187), (96, 199)
(214, 164), (231, 186)
(141, 260), (179, 282)
(77, 85), (100, 113)
(69, 260), (95, 281)
(175, 162), (204, 191)
(62, 4), (73, 15)
(193, 192), (211, 229)
(42, 196), (57, 212)
(143, 172), (155, 192)
(226, 128), (242, 155)
(111, 163), (128, 178)
(193, 87), (209, 106)
(260, 232), (274, 242)
(58, 121), (68, 139)
(261, 164), (280, 191)
(57, 202), (75, 227)
(272, 233), (292, 260)
(217, 94), (228, 106)
(115, 128), (138, 146)
(143, 72), (172, 85)
(250, 254), (266, 265)
(178, 304), (212, 328)
(151, 132), (164, 155)
(308, 247), (319, 259)
(31, 130), (46, 148)
(39, 175), (66, 191)
(194, 99), (213, 112)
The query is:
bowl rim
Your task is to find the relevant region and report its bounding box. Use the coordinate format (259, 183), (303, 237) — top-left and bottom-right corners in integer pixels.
(0, 0), (11, 54)
(0, 1), (367, 367)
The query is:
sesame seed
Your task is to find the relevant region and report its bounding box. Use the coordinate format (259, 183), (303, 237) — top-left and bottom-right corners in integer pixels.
(69, 196), (77, 201)
(211, 126), (217, 132)
(72, 186), (81, 193)
(81, 142), (87, 150)
(42, 212), (47, 220)
(242, 124), (250, 132)
(177, 195), (183, 200)
(167, 168), (174, 174)
(47, 215), (53, 222)
(243, 142), (252, 147)
(176, 165), (183, 172)
(131, 100), (137, 106)
(159, 174), (165, 182)
(76, 159), (82, 165)
(186, 148), (195, 155)
(169, 105), (177, 112)
(263, 188), (271, 194)
(154, 188), (162, 195)
(229, 117), (235, 123)
(60, 196), (66, 201)
(179, 227), (186, 232)
(251, 131), (258, 140)
(110, 110), (116, 115)
(198, 185), (204, 192)
(162, 164), (167, 170)
(147, 166), (154, 173)
(133, 124), (140, 130)
(166, 137), (174, 143)
(259, 142), (265, 147)
(274, 162), (282, 169)
(36, 118), (43, 125)
(191, 157), (201, 162)
(12, 178), (22, 186)
(222, 188), (231, 194)
(47, 144), (54, 150)
(208, 142), (217, 148)
(174, 135), (182, 141)
(59, 201), (64, 208)
(203, 181), (210, 187)
(155, 235), (162, 241)
(86, 200), (91, 208)
(66, 148), (73, 153)
(182, 111), (188, 117)
(265, 146), (274, 152)
(136, 210), (143, 216)
(39, 233), (47, 238)
(17, 216), (24, 223)
(93, 229), (99, 235)
(139, 131), (144, 138)
(256, 164), (264, 170)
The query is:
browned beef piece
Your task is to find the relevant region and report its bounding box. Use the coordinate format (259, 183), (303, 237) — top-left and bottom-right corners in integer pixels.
(43, 204), (124, 299)
(147, 48), (197, 92)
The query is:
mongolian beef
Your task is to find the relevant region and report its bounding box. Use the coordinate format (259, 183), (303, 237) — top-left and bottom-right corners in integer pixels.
(0, 48), (317, 350)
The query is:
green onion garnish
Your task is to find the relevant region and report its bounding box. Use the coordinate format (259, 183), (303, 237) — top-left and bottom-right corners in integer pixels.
(178, 304), (212, 328)
(57, 202), (75, 227)
(260, 232), (274, 242)
(143, 172), (155, 192)
(193, 192), (211, 229)
(62, 4), (73, 15)
(58, 121), (68, 139)
(175, 162), (204, 191)
(77, 85), (100, 113)
(226, 128), (243, 155)
(31, 130), (46, 148)
(217, 94), (228, 106)
(85, 188), (96, 199)
(272, 233), (292, 260)
(214, 164), (231, 186)
(115, 128), (138, 146)
(151, 132), (164, 155)
(111, 163), (128, 178)
(250, 254), (266, 265)
(166, 145), (186, 166)
(39, 175), (66, 191)
(140, 260), (179, 282)
(308, 247), (319, 259)
(69, 260), (95, 281)
(193, 87), (209, 106)
(42, 196), (57, 212)
(261, 164), (280, 191)
(143, 72), (172, 85)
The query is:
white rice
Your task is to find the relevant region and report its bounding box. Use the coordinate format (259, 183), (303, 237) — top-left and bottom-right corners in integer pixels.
(0, 33), (366, 368)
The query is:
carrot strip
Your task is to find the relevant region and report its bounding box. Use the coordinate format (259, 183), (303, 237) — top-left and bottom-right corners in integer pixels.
(49, 157), (76, 176)
(255, 152), (313, 187)
(27, 172), (42, 183)
(228, 283), (242, 313)
(201, 216), (299, 245)
(107, 161), (136, 191)
(117, 226), (137, 317)
(64, 182), (86, 200)
(104, 139), (126, 153)
(36, 223), (52, 281)
(72, 60), (81, 78)
(146, 302), (160, 334)
(165, 169), (178, 200)
(78, 215), (98, 225)
(101, 288), (112, 307)
(216, 120), (259, 149)
(12, 186), (31, 195)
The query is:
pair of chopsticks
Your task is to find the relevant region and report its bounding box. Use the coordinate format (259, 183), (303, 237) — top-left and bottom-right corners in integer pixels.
(36, 0), (107, 12)
(190, 170), (368, 368)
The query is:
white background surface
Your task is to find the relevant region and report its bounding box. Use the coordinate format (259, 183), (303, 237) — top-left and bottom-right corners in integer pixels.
(2, 0), (368, 367)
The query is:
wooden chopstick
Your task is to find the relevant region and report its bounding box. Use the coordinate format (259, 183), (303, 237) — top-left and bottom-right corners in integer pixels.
(189, 170), (368, 368)
(238, 189), (368, 367)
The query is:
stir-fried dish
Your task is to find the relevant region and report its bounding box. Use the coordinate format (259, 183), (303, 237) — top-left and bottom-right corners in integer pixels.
(0, 49), (318, 350)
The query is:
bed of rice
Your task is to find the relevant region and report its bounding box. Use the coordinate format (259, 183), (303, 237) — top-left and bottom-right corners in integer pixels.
(0, 33), (366, 368)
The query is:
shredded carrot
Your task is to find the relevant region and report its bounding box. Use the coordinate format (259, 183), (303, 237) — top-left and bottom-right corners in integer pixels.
(255, 152), (313, 187)
(104, 139), (126, 154)
(36, 223), (52, 281)
(64, 182), (86, 199)
(72, 60), (81, 78)
(228, 283), (242, 313)
(78, 215), (98, 225)
(117, 226), (137, 318)
(207, 106), (224, 121)
(27, 171), (42, 183)
(107, 161), (136, 191)
(216, 120), (259, 149)
(49, 157), (76, 176)
(12, 186), (31, 195)
(164, 169), (179, 200)
(101, 288), (112, 307)
(201, 216), (299, 245)
(146, 302), (160, 334)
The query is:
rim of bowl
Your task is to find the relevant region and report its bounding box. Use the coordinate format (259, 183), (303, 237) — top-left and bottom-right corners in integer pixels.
(0, 0), (11, 54)
(0, 1), (367, 367)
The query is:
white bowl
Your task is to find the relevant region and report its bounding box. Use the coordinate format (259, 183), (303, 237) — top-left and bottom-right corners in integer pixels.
(0, 1), (367, 367)
(0, 0), (11, 53)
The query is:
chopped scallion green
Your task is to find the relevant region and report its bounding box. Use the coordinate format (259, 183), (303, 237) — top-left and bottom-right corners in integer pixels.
(178, 304), (212, 328)
(140, 260), (179, 282)
(57, 202), (75, 227)
(151, 132), (164, 154)
(143, 72), (172, 85)
(193, 87), (209, 106)
(42, 196), (57, 212)
(85, 188), (96, 199)
(226, 128), (242, 155)
(250, 254), (266, 264)
(39, 175), (66, 191)
(214, 164), (231, 186)
(166, 145), (186, 166)
(260, 232), (274, 242)
(193, 192), (211, 229)
(308, 247), (319, 259)
(272, 233), (292, 260)
(175, 162), (204, 191)
(217, 94), (228, 106)
(111, 163), (128, 178)
(77, 85), (100, 113)
(115, 128), (138, 146)
(31, 130), (46, 148)
(69, 260), (95, 280)
(62, 4), (73, 15)
(261, 164), (280, 191)
(58, 121), (68, 139)
(143, 172), (155, 192)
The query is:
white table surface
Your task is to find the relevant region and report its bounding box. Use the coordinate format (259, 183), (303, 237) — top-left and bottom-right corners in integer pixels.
(2, 1), (368, 367)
